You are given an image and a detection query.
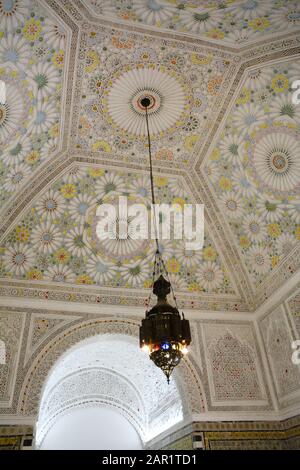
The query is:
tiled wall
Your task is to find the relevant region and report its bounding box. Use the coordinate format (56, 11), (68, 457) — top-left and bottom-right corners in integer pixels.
(160, 416), (300, 450)
(0, 425), (34, 450)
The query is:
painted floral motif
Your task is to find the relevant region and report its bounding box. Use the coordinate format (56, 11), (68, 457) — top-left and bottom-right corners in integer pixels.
(0, 69), (32, 146)
(0, 165), (236, 294)
(196, 261), (224, 291)
(3, 243), (35, 276)
(0, 0), (67, 206)
(105, 65), (188, 137)
(205, 60), (300, 287)
(0, 0), (29, 30)
(84, 0), (300, 45)
(77, 28), (231, 165)
(250, 129), (300, 196)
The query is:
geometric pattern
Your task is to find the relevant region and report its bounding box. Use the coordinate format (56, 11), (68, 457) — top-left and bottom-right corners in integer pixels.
(0, 311), (24, 407)
(0, 0), (300, 314)
(0, 165), (237, 295)
(35, 334), (183, 444)
(23, 312), (79, 364)
(209, 331), (262, 401)
(1, 1), (300, 445)
(74, 26), (234, 168)
(288, 290), (300, 336)
(203, 323), (266, 403)
(260, 306), (300, 405)
(204, 60), (300, 288)
(83, 0), (300, 46)
(0, 0), (68, 207)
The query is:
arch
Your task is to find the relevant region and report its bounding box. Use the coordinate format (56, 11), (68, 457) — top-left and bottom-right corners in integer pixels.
(36, 363), (147, 447)
(39, 406), (143, 450)
(18, 317), (206, 429)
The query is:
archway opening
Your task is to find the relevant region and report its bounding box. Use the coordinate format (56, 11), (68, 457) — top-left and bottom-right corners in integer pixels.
(40, 406), (143, 450)
(36, 333), (184, 449)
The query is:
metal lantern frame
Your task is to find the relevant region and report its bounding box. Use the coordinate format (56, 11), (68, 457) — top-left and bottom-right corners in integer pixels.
(139, 97), (191, 383)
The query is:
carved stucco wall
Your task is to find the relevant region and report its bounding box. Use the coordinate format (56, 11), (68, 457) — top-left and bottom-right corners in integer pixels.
(203, 324), (267, 405)
(287, 290), (300, 339)
(0, 0), (299, 449)
(258, 287), (300, 412)
(189, 319), (271, 412)
(35, 334), (185, 445)
(148, 416), (300, 450)
(0, 312), (25, 408)
(16, 316), (203, 419)
(0, 307), (275, 423)
(1, 294), (300, 448)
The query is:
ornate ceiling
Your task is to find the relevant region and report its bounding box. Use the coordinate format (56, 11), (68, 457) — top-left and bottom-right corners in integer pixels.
(0, 0), (300, 314)
(82, 0), (300, 46)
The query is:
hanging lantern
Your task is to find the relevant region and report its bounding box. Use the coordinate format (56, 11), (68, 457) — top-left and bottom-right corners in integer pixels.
(139, 96), (192, 383)
(140, 273), (191, 383)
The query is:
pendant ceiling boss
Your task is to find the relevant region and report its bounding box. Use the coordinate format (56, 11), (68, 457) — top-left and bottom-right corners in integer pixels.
(139, 96), (191, 383)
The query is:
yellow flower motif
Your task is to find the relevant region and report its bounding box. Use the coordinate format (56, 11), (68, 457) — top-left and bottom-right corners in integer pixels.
(88, 168), (105, 178)
(23, 18), (42, 40)
(188, 282), (203, 293)
(166, 258), (181, 274)
(219, 176), (232, 191)
(60, 184), (76, 199)
(295, 226), (300, 241)
(236, 87), (251, 105)
(54, 248), (70, 264)
(203, 245), (217, 261)
(239, 236), (251, 249)
(26, 269), (43, 280)
(268, 223), (281, 238)
(184, 135), (198, 152)
(154, 176), (168, 187)
(271, 256), (279, 268)
(210, 148), (220, 161)
(16, 226), (30, 242)
(91, 102), (100, 113)
(52, 50), (64, 68)
(25, 150), (40, 165)
(85, 50), (100, 73)
(173, 197), (185, 210)
(271, 74), (289, 93)
(143, 280), (153, 289)
(243, 154), (249, 165)
(206, 28), (225, 40)
(92, 140), (112, 153)
(49, 123), (59, 138)
(76, 274), (93, 285)
(190, 53), (212, 65)
(249, 17), (270, 31)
